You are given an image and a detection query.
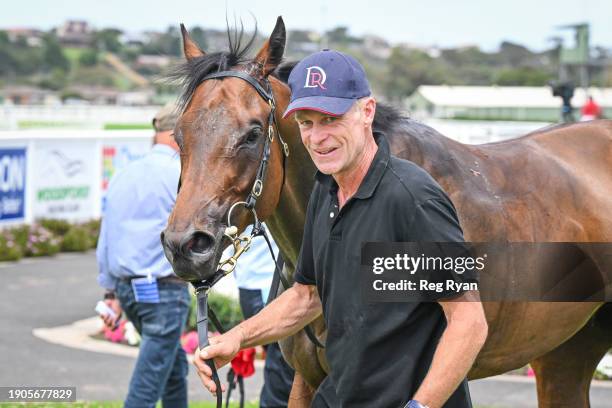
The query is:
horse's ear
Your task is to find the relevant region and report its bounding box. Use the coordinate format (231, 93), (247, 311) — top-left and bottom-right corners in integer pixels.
(253, 16), (286, 77)
(180, 23), (205, 60)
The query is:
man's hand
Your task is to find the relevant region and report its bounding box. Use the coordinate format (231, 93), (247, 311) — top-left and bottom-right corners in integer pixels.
(193, 283), (321, 395)
(193, 327), (244, 395)
(100, 298), (122, 329)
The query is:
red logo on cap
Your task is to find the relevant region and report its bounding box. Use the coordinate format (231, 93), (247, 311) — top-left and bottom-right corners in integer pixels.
(304, 66), (327, 90)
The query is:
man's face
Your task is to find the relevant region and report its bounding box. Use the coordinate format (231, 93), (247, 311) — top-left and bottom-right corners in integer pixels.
(294, 101), (367, 177)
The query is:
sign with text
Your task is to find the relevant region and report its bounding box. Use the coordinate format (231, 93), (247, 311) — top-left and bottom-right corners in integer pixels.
(32, 141), (96, 220)
(101, 141), (150, 212)
(0, 148), (27, 222)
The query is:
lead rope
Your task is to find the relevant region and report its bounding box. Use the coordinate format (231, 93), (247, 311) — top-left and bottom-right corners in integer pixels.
(193, 203), (258, 408)
(193, 213), (325, 408)
(194, 284), (224, 408)
(190, 69), (318, 408)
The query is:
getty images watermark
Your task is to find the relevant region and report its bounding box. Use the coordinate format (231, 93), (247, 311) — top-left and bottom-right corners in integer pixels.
(371, 251), (485, 294)
(361, 242), (612, 302)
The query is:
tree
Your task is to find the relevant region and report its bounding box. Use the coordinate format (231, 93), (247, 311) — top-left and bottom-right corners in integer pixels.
(42, 34), (69, 73)
(141, 26), (181, 56)
(494, 67), (551, 86)
(190, 26), (207, 50)
(95, 28), (123, 53)
(39, 68), (68, 90)
(0, 31), (16, 75)
(288, 30), (314, 43)
(384, 47), (446, 102)
(78, 49), (98, 66)
(497, 41), (534, 67)
(325, 26), (361, 46)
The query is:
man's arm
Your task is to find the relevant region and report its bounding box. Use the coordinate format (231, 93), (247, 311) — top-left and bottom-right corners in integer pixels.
(412, 290), (488, 408)
(95, 217), (122, 328)
(194, 282), (321, 394)
(96, 217), (117, 292)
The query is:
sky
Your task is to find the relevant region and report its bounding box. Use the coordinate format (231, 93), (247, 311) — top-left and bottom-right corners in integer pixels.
(2, 0), (611, 51)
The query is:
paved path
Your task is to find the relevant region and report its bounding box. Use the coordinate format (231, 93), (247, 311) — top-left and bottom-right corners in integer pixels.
(1, 252), (611, 406)
(0, 253), (256, 403)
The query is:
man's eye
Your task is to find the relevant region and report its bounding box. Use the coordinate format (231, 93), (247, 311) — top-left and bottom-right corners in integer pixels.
(299, 120), (312, 126)
(323, 116), (337, 124)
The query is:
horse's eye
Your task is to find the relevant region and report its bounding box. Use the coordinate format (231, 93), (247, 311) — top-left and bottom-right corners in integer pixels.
(244, 127), (262, 145)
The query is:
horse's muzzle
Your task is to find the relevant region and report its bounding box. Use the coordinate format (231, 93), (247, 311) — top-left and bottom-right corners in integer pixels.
(161, 228), (221, 282)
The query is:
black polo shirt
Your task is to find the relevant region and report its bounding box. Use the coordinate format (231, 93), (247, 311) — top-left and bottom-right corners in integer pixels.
(294, 132), (473, 407)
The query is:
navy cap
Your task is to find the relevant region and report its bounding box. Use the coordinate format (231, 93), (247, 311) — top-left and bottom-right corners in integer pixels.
(282, 49), (371, 118)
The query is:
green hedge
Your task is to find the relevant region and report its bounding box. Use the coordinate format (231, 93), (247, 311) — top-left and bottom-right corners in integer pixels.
(61, 225), (94, 252)
(188, 292), (244, 333)
(0, 230), (23, 261)
(22, 224), (61, 257)
(39, 218), (72, 236)
(0, 219), (101, 262)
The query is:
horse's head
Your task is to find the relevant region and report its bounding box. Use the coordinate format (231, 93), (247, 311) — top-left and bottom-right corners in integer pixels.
(162, 17), (292, 282)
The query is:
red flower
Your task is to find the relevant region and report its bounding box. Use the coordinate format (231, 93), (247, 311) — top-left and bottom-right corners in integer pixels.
(230, 348), (256, 378)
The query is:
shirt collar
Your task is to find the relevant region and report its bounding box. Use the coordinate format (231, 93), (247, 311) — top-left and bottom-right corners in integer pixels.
(152, 144), (178, 157)
(315, 131), (390, 200)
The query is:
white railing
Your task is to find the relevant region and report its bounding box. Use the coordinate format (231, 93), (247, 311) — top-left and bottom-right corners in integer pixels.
(423, 119), (552, 145)
(0, 105), (161, 130)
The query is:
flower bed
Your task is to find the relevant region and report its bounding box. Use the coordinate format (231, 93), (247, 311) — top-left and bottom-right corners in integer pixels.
(0, 219), (101, 262)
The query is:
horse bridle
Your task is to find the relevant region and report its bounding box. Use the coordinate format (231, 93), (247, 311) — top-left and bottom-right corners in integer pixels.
(189, 69), (323, 408)
(203, 70), (290, 209)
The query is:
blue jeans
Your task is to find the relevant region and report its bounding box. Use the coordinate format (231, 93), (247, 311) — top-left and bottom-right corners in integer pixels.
(239, 288), (295, 408)
(117, 279), (191, 408)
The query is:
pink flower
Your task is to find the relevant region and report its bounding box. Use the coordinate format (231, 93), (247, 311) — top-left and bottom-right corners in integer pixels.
(181, 331), (199, 354)
(104, 320), (127, 343)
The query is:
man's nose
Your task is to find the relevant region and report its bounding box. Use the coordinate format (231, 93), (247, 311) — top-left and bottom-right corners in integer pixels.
(309, 123), (328, 144)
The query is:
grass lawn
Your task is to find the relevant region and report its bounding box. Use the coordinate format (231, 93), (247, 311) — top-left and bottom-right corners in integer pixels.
(63, 47), (87, 65)
(17, 120), (88, 129)
(103, 123), (152, 130)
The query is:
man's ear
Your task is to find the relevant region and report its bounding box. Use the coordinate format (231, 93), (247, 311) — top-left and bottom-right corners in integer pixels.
(363, 98), (377, 127)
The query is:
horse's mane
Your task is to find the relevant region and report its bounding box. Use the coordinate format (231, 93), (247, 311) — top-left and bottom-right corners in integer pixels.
(168, 24), (259, 111)
(168, 25), (406, 134)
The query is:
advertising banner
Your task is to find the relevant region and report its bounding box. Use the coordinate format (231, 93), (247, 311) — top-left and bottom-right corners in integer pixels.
(101, 140), (150, 210)
(32, 141), (97, 220)
(0, 148), (27, 222)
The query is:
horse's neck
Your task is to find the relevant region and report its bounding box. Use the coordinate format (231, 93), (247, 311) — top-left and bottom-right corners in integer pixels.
(387, 119), (473, 195)
(266, 118), (316, 271)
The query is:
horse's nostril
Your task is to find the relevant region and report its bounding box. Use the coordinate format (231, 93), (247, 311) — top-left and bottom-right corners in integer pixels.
(187, 231), (215, 255)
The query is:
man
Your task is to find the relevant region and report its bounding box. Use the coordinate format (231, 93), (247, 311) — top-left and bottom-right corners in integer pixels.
(194, 50), (488, 408)
(97, 103), (190, 408)
(223, 224), (295, 407)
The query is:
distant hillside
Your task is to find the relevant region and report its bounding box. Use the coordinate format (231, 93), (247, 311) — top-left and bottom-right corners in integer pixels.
(1, 23), (611, 103)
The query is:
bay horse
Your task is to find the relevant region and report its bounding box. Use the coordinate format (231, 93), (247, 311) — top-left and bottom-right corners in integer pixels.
(162, 17), (612, 407)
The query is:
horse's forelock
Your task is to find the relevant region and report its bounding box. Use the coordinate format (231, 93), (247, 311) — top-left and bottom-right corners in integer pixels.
(166, 23), (260, 112)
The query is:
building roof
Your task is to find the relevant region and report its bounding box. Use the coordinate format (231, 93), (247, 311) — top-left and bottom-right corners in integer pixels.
(415, 85), (612, 108)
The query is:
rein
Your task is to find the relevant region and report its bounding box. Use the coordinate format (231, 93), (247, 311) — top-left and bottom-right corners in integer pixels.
(189, 69), (323, 408)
